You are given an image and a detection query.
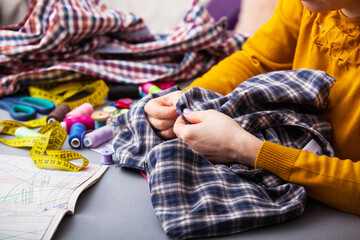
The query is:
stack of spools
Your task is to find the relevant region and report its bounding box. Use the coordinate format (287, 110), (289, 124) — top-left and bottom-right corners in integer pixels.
(60, 103), (96, 149)
(41, 81), (175, 165)
(45, 101), (117, 164)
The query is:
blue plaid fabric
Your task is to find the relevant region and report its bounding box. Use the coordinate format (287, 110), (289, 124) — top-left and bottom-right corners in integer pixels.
(113, 69), (335, 239)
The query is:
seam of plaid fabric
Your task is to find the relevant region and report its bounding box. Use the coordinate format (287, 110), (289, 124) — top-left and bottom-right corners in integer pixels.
(114, 69), (335, 239)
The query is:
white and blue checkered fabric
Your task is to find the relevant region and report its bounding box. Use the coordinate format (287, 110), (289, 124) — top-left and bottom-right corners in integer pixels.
(114, 69), (335, 239)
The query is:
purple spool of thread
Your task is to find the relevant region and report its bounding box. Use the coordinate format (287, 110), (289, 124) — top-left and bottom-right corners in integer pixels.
(83, 125), (114, 148)
(101, 149), (114, 165)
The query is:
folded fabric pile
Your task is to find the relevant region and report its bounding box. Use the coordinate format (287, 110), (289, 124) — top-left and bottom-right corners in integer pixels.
(0, 0), (246, 97)
(114, 69), (335, 239)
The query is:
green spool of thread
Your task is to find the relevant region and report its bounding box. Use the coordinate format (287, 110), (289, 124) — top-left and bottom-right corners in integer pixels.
(91, 111), (110, 129)
(15, 127), (42, 138)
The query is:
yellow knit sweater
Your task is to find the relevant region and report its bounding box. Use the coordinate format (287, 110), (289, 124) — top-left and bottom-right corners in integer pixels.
(185, 0), (360, 215)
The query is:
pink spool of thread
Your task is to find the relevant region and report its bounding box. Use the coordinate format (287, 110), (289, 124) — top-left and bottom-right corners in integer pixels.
(65, 103), (94, 119)
(61, 115), (95, 133)
(140, 82), (162, 94)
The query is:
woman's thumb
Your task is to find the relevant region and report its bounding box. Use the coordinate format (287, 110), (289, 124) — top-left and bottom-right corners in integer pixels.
(182, 108), (205, 124)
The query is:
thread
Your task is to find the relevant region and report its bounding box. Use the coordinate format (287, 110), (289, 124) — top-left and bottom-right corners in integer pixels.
(116, 98), (132, 105)
(46, 104), (71, 123)
(156, 81), (175, 90)
(114, 100), (131, 109)
(65, 102), (94, 119)
(139, 170), (148, 181)
(113, 109), (121, 115)
(103, 106), (117, 115)
(101, 149), (114, 165)
(61, 115), (95, 133)
(140, 82), (162, 94)
(15, 127), (42, 138)
(68, 122), (86, 149)
(83, 125), (114, 148)
(91, 111), (110, 129)
(113, 98), (132, 109)
(119, 109), (129, 115)
(107, 83), (141, 100)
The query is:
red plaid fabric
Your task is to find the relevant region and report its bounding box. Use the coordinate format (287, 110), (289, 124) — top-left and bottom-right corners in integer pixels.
(0, 0), (246, 97)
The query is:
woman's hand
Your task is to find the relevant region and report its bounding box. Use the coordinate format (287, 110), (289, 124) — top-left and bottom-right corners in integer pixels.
(173, 109), (263, 166)
(144, 90), (183, 139)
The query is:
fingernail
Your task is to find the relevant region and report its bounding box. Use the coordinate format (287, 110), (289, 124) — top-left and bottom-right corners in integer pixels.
(183, 108), (193, 114)
(175, 110), (180, 116)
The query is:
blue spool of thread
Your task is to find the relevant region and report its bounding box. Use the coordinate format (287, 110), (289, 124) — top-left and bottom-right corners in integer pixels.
(68, 122), (86, 149)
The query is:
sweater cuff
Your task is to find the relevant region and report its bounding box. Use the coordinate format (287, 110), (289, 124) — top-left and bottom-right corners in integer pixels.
(255, 141), (301, 181)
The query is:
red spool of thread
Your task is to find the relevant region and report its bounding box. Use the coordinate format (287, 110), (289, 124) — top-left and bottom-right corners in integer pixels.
(114, 100), (131, 109)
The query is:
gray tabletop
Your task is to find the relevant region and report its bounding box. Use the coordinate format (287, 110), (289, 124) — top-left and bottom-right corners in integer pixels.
(0, 106), (359, 240)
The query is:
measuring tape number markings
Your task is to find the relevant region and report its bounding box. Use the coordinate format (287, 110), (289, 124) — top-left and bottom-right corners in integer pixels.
(28, 80), (109, 110)
(0, 80), (111, 170)
(0, 120), (88, 171)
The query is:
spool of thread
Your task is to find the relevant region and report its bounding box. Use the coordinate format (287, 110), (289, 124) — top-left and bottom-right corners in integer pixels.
(83, 125), (114, 148)
(113, 98), (132, 109)
(140, 82), (162, 94)
(15, 127), (42, 138)
(68, 122), (86, 149)
(114, 100), (131, 109)
(156, 81), (175, 90)
(65, 102), (94, 119)
(119, 109), (129, 115)
(103, 106), (117, 115)
(46, 104), (71, 123)
(101, 149), (114, 165)
(116, 98), (132, 105)
(107, 83), (141, 100)
(113, 109), (121, 116)
(91, 111), (110, 129)
(61, 115), (95, 133)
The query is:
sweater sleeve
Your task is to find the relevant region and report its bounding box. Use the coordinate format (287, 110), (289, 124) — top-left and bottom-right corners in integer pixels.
(256, 141), (360, 216)
(184, 0), (303, 95)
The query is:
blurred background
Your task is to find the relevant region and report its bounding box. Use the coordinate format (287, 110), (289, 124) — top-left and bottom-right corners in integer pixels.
(0, 0), (277, 36)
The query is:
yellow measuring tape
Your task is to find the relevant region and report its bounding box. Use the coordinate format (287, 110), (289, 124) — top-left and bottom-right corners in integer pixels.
(0, 80), (109, 170)
(23, 79), (109, 128)
(28, 79), (109, 110)
(0, 120), (88, 171)
(23, 117), (48, 128)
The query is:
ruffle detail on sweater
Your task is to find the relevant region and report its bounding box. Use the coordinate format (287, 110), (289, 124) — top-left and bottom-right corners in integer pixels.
(312, 10), (360, 69)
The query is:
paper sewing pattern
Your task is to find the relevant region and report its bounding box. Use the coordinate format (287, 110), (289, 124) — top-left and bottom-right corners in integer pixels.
(0, 154), (108, 240)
